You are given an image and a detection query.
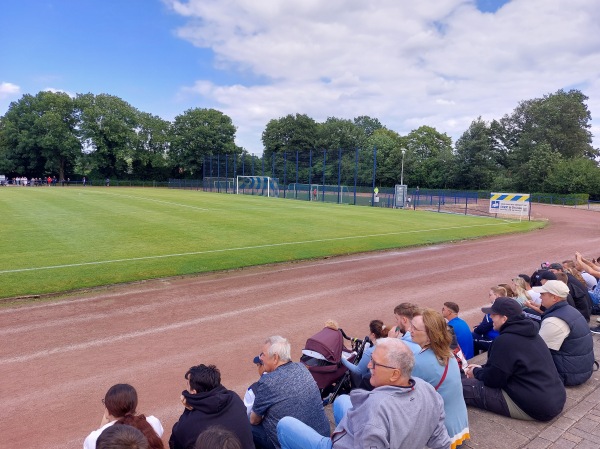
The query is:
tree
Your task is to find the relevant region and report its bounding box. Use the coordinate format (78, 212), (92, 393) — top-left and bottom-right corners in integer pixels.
(353, 116), (383, 138)
(404, 126), (453, 189)
(513, 143), (562, 192)
(366, 128), (405, 186)
(131, 112), (171, 179)
(496, 89), (597, 168)
(0, 91), (81, 180)
(77, 93), (140, 178)
(261, 113), (318, 157)
(453, 118), (500, 190)
(316, 117), (366, 151)
(170, 108), (238, 177)
(544, 157), (600, 196)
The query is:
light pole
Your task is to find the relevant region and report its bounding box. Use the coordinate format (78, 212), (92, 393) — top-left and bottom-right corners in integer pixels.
(400, 148), (406, 186)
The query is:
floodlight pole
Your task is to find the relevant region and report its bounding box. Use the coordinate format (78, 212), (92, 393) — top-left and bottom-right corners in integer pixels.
(400, 148), (406, 186)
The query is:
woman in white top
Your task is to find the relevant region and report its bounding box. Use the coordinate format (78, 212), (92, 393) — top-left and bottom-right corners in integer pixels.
(84, 384), (164, 449)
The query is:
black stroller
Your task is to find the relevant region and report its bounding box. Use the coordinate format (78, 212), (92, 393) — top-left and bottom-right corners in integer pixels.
(300, 325), (370, 404)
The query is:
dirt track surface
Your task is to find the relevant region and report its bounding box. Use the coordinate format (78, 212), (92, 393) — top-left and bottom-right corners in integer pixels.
(2, 204), (599, 449)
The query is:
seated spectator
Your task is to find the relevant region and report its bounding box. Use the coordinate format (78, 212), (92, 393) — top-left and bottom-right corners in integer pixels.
(562, 259), (593, 290)
(195, 426), (242, 449)
(115, 415), (164, 449)
(533, 280), (595, 385)
(340, 319), (388, 382)
(243, 355), (266, 417)
(510, 277), (532, 308)
(387, 302), (421, 354)
(472, 286), (506, 354)
(462, 298), (566, 421)
(250, 336), (329, 449)
(97, 424), (148, 449)
(549, 262), (592, 321)
(169, 364), (253, 449)
(575, 252), (600, 318)
(442, 301), (474, 360)
(570, 256), (598, 291)
(84, 384), (163, 449)
(276, 338), (450, 449)
(411, 308), (470, 448)
(518, 274), (541, 305)
(498, 283), (515, 298)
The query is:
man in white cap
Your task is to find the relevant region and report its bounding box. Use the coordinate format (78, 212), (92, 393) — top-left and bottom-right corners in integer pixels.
(534, 280), (595, 386)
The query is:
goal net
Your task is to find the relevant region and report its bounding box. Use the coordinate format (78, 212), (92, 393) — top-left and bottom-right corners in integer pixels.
(236, 176), (280, 197)
(204, 177), (235, 193)
(287, 183), (350, 204)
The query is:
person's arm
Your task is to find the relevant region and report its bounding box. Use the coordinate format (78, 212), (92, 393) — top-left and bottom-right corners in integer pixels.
(576, 252), (600, 278)
(523, 299), (543, 314)
(538, 319), (569, 351)
(340, 355), (361, 374)
(250, 378), (269, 425)
(249, 411), (263, 425)
(473, 315), (493, 336)
(426, 404), (452, 449)
(341, 345), (373, 376)
(473, 362), (510, 389)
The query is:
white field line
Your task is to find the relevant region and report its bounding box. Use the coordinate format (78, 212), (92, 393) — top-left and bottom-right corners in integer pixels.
(71, 189), (212, 211)
(0, 302), (495, 365)
(0, 276), (373, 364)
(0, 245), (443, 315)
(0, 221), (517, 275)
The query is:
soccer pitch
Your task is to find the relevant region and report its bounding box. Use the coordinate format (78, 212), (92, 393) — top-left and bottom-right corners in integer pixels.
(0, 187), (543, 299)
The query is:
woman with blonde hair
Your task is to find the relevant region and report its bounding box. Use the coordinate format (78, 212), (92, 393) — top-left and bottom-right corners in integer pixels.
(411, 308), (470, 449)
(511, 277), (532, 307)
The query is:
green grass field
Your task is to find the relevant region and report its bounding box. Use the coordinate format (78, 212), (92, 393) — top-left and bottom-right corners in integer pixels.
(0, 186), (544, 299)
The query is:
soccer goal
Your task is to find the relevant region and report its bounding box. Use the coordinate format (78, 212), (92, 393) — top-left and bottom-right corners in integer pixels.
(236, 176), (280, 197)
(287, 183), (350, 204)
(204, 177), (235, 193)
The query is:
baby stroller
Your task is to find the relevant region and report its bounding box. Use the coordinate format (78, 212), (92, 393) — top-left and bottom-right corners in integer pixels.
(301, 325), (370, 404)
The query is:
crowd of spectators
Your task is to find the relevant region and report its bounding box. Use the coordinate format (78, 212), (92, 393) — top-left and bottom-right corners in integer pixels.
(84, 253), (600, 449)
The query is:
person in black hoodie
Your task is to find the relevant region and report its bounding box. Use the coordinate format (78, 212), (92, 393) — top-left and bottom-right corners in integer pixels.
(462, 297), (566, 421)
(169, 364), (254, 449)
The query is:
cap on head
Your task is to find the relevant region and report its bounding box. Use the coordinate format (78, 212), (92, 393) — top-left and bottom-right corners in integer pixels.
(518, 274), (531, 284)
(539, 270), (558, 281)
(549, 263), (564, 271)
(481, 297), (523, 318)
(532, 280), (570, 298)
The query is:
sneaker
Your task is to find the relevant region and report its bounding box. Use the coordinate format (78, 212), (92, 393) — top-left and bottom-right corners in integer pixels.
(596, 317), (600, 323)
(590, 325), (600, 334)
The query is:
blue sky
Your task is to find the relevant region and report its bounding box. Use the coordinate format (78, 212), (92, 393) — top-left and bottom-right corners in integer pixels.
(1, 0), (599, 154)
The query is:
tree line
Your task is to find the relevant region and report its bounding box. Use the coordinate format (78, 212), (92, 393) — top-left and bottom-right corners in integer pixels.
(0, 89), (598, 196)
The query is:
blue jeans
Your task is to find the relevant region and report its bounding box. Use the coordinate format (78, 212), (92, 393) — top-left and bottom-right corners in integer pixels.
(277, 395), (352, 449)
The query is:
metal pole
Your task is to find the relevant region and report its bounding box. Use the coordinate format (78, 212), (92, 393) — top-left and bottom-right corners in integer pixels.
(372, 146), (377, 207)
(354, 147), (358, 206)
(322, 149), (326, 202)
(309, 149), (313, 201)
(283, 151), (287, 199)
(337, 147), (342, 204)
(400, 148), (406, 187)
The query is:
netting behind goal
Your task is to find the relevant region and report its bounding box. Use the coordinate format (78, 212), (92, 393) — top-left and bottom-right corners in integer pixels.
(204, 177), (235, 193)
(287, 183), (350, 204)
(236, 176), (280, 197)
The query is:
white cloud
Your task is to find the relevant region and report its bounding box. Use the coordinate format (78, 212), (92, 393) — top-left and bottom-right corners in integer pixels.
(0, 82), (21, 99)
(44, 87), (76, 98)
(166, 0), (600, 153)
